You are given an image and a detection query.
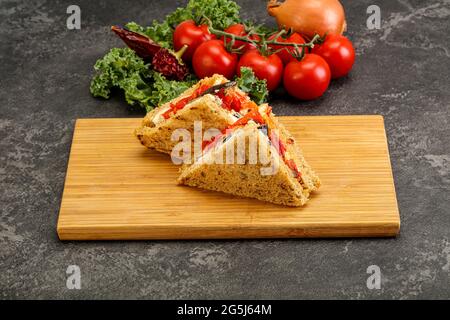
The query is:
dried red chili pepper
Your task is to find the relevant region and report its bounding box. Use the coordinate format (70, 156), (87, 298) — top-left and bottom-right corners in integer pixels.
(111, 25), (161, 60)
(152, 47), (189, 81)
(111, 25), (189, 80)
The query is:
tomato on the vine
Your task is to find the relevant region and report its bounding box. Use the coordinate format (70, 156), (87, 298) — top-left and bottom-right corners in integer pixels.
(283, 54), (330, 100)
(192, 39), (238, 79)
(222, 24), (260, 53)
(268, 32), (306, 65)
(173, 20), (216, 61)
(237, 50), (283, 91)
(312, 34), (355, 79)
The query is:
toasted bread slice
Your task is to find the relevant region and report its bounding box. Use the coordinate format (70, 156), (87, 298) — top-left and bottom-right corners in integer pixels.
(135, 94), (236, 154)
(177, 123), (319, 206)
(258, 104), (321, 194)
(135, 74), (248, 155)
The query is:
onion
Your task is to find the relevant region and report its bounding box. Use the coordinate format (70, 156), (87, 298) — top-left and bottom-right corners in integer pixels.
(267, 0), (347, 39)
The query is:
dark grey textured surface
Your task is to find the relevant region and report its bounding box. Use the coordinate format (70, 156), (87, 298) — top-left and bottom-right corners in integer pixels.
(1, 0), (449, 299)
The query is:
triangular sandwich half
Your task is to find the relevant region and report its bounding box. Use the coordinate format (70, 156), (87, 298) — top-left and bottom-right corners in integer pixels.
(135, 74), (253, 155)
(177, 105), (320, 206)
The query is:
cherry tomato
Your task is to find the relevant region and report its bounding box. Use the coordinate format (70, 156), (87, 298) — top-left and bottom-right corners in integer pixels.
(173, 20), (216, 61)
(268, 32), (306, 65)
(237, 50), (283, 91)
(312, 34), (355, 79)
(192, 39), (238, 79)
(222, 24), (260, 53)
(283, 54), (331, 100)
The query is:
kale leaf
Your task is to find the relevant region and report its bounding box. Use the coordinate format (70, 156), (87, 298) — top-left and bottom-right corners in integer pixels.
(186, 0), (241, 30)
(90, 48), (197, 112)
(90, 47), (152, 104)
(147, 73), (197, 110)
(236, 67), (269, 105)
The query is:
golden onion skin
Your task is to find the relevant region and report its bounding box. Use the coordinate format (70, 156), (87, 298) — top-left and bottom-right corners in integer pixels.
(267, 0), (347, 39)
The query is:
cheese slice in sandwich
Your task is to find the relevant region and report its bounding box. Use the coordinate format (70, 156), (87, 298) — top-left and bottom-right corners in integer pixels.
(177, 105), (320, 206)
(135, 74), (252, 155)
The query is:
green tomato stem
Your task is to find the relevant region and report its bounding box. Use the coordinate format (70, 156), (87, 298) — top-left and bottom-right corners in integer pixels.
(208, 26), (321, 51)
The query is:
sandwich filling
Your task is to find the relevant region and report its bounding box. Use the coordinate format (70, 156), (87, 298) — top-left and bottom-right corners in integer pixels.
(151, 81), (253, 125)
(201, 104), (302, 180)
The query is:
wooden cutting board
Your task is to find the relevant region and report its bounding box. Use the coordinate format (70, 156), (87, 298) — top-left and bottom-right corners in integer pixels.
(57, 116), (400, 240)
